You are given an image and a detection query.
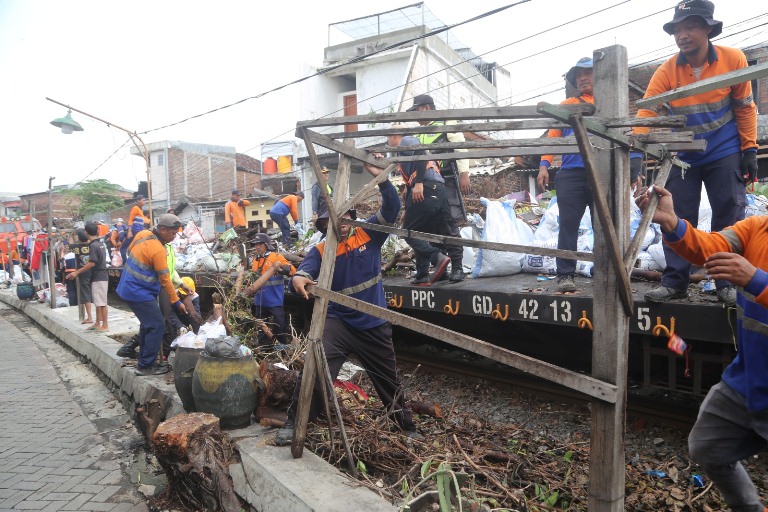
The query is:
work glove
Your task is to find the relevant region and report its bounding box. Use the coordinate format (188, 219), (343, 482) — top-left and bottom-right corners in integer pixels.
(742, 150), (758, 183)
(237, 200), (244, 207)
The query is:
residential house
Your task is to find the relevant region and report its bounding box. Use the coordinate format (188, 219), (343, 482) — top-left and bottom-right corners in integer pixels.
(0, 196), (21, 218)
(290, 2), (513, 220)
(130, 141), (262, 220)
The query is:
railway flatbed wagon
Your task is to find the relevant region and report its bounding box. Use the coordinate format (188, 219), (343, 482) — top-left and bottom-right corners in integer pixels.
(382, 272), (736, 396)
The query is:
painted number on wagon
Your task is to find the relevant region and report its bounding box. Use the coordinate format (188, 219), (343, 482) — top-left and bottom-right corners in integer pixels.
(518, 299), (539, 320)
(549, 300), (573, 323)
(637, 307), (652, 331)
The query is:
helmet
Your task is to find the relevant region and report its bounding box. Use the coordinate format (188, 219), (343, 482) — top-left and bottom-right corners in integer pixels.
(178, 276), (195, 296)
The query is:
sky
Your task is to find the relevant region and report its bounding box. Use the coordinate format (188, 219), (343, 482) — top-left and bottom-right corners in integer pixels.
(0, 0), (764, 195)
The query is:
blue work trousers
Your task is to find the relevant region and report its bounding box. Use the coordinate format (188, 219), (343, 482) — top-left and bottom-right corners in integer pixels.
(554, 169), (593, 276)
(688, 381), (768, 512)
(270, 213), (292, 246)
(662, 153), (746, 291)
(127, 299), (165, 369)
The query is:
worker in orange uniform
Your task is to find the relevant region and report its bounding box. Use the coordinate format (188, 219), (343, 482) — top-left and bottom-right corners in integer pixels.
(129, 195), (151, 226)
(116, 214), (187, 375)
(269, 192), (304, 248)
(639, 184), (768, 512)
(637, 0), (758, 306)
(246, 232), (295, 347)
(224, 190), (251, 231)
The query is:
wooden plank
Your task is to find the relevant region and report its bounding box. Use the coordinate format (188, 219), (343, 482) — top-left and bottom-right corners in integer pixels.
(570, 113), (633, 317)
(537, 102), (691, 169)
(301, 127), (342, 240)
(623, 158), (674, 272)
(307, 130), (706, 167)
(343, 218), (594, 262)
(636, 60), (768, 108)
(307, 284), (618, 404)
(290, 149), (344, 459)
(334, 139), (354, 225)
(322, 115), (687, 139)
(295, 104), (596, 131)
(305, 130), (397, 216)
(588, 44), (631, 512)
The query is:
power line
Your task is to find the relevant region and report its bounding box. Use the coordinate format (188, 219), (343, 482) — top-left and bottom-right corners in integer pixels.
(139, 0), (532, 136)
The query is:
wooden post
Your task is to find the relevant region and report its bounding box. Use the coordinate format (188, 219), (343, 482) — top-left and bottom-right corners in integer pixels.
(290, 140), (355, 459)
(588, 45), (630, 512)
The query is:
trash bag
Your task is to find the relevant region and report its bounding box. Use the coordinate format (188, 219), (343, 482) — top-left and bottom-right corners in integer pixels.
(472, 199), (533, 278)
(204, 335), (243, 358)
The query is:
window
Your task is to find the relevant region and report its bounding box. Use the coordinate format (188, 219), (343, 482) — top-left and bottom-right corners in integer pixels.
(267, 220), (273, 228)
(156, 153), (164, 166)
(252, 210), (259, 217)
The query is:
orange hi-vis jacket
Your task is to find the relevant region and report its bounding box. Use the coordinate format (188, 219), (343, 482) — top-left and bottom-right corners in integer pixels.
(224, 199), (251, 228)
(663, 216), (768, 411)
(129, 205), (151, 225)
(273, 195), (300, 221)
(637, 44), (757, 166)
(116, 230), (180, 304)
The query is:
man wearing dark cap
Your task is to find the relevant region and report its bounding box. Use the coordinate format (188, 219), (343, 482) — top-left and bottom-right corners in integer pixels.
(116, 213), (187, 375)
(385, 125), (451, 285)
(245, 232), (295, 347)
(408, 94), (468, 282)
(275, 158), (420, 446)
(638, 0), (758, 306)
(225, 190), (251, 231)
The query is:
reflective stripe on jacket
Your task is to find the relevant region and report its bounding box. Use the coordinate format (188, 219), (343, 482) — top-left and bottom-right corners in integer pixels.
(116, 230), (180, 303)
(664, 216), (768, 411)
(251, 252), (295, 308)
(637, 44), (757, 166)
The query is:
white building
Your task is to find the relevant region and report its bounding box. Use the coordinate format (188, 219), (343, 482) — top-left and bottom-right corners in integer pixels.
(290, 3), (512, 219)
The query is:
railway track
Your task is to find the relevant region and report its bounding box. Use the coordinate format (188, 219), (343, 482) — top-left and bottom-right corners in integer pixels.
(395, 345), (700, 429)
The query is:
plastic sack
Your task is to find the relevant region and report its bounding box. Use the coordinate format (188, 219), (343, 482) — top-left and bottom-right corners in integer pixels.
(745, 193), (768, 218)
(110, 249), (123, 267)
(472, 199), (533, 278)
(575, 260), (594, 277)
(171, 330), (200, 349)
(184, 220), (206, 243)
(635, 251), (663, 271)
(533, 198), (559, 242)
(647, 242), (666, 270)
(697, 188), (712, 232)
(522, 239), (557, 275)
(200, 253), (241, 272)
(194, 318), (227, 346)
(204, 335), (243, 358)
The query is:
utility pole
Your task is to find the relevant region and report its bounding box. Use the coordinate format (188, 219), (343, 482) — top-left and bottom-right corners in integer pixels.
(47, 177), (56, 309)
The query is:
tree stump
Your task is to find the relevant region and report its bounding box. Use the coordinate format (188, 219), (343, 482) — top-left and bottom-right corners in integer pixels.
(152, 413), (243, 512)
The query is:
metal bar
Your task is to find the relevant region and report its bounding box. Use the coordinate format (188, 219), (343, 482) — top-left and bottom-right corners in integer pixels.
(623, 158), (674, 272)
(635, 61), (768, 108)
(343, 218), (594, 262)
(295, 104), (596, 131)
(308, 284), (618, 403)
(569, 114), (633, 317)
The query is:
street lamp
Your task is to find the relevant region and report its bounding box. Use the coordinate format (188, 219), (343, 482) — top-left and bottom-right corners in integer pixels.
(46, 97), (154, 225)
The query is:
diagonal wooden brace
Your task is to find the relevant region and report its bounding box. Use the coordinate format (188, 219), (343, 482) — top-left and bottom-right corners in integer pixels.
(623, 157), (674, 273)
(537, 102), (690, 170)
(569, 113), (633, 317)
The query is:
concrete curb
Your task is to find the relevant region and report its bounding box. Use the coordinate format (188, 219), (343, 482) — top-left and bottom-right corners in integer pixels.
(0, 291), (397, 512)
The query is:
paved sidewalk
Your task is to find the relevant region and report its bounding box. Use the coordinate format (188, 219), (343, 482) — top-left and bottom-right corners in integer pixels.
(0, 304), (146, 512)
